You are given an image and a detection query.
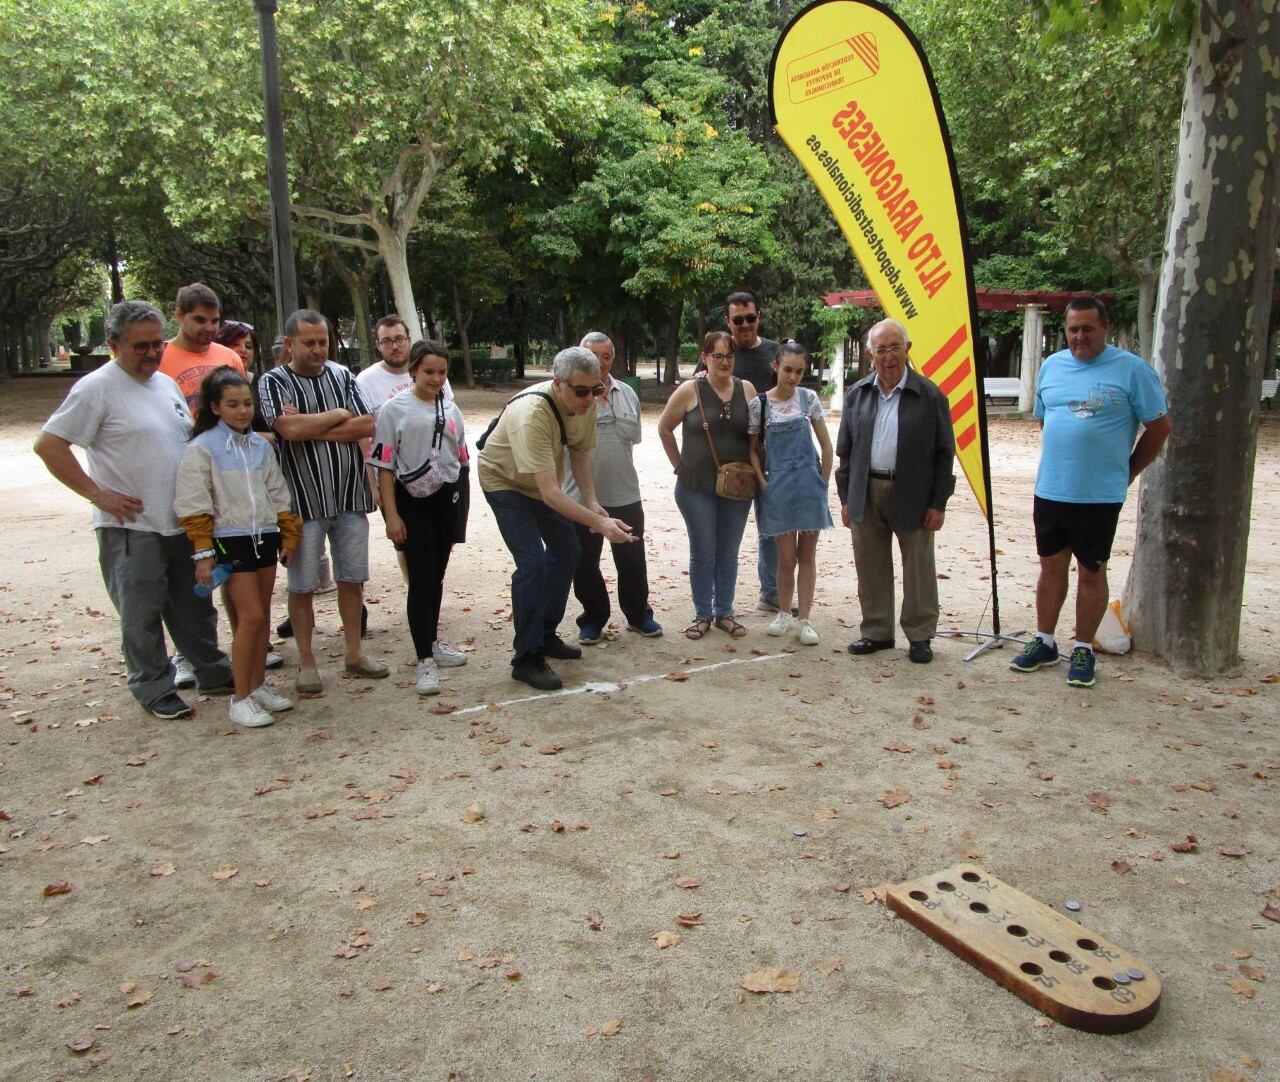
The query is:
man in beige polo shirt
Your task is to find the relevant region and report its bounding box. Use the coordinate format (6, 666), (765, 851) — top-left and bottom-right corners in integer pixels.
(479, 347), (635, 691)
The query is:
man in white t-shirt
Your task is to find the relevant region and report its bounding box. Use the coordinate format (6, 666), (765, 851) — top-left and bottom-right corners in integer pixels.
(34, 300), (232, 720)
(357, 315), (454, 409)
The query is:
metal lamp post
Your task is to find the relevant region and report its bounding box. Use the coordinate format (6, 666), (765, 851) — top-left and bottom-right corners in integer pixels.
(254, 0), (298, 337)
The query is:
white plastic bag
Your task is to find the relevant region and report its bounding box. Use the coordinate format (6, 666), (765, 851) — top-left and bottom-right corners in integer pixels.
(1093, 599), (1131, 655)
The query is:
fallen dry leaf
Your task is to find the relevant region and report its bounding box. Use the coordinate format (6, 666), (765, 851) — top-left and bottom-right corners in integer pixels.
(66, 1036), (96, 1054)
(211, 864), (238, 881)
(813, 958), (843, 977)
(1218, 844), (1251, 858)
(832, 882), (852, 893)
(1238, 964), (1264, 982)
(674, 876), (701, 890)
(1110, 860), (1132, 876)
(599, 1018), (622, 1037)
(652, 931), (682, 949)
(1226, 977), (1255, 999)
(878, 790), (910, 809)
(676, 912), (703, 927)
(813, 808), (838, 820)
(1209, 1070), (1249, 1082)
(42, 882), (71, 897)
(1170, 835), (1199, 853)
(150, 861), (176, 877)
(125, 988), (151, 1009)
(664, 671), (688, 682)
(1087, 793), (1110, 811)
(1191, 780), (1216, 793)
(741, 969), (801, 994)
(369, 979), (392, 992)
(1262, 903), (1280, 923)
(461, 803), (485, 823)
(882, 741), (913, 754)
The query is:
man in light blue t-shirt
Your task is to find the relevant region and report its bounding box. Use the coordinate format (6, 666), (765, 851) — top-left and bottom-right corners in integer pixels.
(1010, 296), (1171, 689)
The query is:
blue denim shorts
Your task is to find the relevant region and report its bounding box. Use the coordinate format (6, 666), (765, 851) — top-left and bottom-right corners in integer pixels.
(288, 512), (369, 592)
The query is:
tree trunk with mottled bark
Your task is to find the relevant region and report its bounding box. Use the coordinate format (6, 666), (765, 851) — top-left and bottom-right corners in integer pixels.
(1123, 0), (1280, 673)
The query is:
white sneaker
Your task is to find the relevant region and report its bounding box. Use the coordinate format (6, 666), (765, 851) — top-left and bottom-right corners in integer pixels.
(229, 696), (274, 728)
(251, 684), (295, 713)
(265, 651), (284, 670)
(173, 654), (196, 689)
(795, 619), (820, 646)
(432, 640), (468, 668)
(415, 658), (440, 696)
(766, 612), (795, 637)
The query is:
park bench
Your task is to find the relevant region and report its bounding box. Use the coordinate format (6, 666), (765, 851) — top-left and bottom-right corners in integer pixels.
(1263, 378), (1278, 408)
(983, 377), (1022, 404)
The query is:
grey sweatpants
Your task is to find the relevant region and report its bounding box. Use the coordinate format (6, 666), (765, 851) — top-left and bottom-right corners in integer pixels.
(97, 528), (231, 709)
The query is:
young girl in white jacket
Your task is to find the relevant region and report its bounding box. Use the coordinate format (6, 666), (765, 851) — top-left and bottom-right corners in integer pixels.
(175, 366), (302, 727)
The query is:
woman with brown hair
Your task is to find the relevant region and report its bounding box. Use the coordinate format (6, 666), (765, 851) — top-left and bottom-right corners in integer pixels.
(657, 332), (760, 639)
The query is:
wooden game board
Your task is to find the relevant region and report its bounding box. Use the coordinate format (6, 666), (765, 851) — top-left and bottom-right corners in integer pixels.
(887, 863), (1161, 1033)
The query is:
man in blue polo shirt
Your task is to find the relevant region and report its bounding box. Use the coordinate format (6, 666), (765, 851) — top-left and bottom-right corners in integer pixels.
(1011, 296), (1171, 688)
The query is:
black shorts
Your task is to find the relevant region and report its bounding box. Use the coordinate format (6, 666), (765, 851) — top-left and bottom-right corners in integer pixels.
(1033, 497), (1122, 572)
(213, 532), (281, 573)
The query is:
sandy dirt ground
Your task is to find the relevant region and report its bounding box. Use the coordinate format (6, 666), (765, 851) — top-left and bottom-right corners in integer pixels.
(1, 374), (1277, 1082)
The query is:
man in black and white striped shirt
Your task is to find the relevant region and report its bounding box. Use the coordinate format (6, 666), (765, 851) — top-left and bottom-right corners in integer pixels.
(258, 309), (387, 694)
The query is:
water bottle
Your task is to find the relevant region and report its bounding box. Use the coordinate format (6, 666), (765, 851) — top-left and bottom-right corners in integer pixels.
(194, 563), (232, 597)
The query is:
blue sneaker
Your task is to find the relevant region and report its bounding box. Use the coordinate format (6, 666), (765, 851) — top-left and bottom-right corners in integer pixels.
(1067, 646), (1097, 688)
(627, 616), (663, 638)
(1010, 638), (1060, 672)
(578, 626), (603, 645)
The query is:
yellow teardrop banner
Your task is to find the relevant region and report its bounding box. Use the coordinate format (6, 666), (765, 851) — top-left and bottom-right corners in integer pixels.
(770, 0), (990, 519)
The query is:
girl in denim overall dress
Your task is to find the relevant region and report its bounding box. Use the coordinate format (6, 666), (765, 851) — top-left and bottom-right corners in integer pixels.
(748, 341), (834, 645)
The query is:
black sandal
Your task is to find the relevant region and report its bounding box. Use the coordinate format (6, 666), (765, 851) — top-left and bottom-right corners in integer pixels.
(684, 619), (712, 640)
(713, 616), (747, 638)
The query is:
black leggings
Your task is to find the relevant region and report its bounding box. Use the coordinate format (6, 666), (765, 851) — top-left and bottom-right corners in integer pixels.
(394, 481), (458, 659)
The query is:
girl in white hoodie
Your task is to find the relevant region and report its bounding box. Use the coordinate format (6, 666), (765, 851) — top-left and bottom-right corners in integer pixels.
(175, 366), (302, 727)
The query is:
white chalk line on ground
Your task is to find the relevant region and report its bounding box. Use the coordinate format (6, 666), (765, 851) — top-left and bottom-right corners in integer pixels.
(450, 651), (794, 718)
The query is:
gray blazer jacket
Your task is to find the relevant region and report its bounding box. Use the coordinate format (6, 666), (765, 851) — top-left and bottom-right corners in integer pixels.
(834, 367), (956, 531)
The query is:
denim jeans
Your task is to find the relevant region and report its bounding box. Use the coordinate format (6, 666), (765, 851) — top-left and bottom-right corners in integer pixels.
(674, 479), (752, 620)
(484, 488), (580, 662)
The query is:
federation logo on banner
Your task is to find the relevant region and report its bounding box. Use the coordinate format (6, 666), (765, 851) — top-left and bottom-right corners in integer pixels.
(769, 0), (990, 520)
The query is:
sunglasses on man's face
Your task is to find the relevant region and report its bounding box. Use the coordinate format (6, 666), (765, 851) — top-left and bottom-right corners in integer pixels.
(730, 313), (758, 326)
(567, 382), (606, 398)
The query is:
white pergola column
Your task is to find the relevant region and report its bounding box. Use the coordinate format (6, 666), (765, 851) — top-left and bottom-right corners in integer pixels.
(1018, 304), (1044, 414)
(829, 339), (846, 414)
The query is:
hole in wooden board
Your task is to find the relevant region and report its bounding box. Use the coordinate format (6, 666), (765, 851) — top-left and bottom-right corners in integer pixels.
(1093, 976), (1116, 990)
(1048, 950), (1071, 964)
(1077, 938), (1099, 951)
(1006, 925), (1028, 937)
(909, 890), (929, 902)
(937, 881), (956, 892)
(961, 871), (981, 882)
(1020, 962), (1043, 976)
(969, 901), (989, 914)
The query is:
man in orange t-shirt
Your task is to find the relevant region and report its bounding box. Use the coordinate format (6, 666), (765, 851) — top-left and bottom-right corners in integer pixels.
(158, 282), (245, 415)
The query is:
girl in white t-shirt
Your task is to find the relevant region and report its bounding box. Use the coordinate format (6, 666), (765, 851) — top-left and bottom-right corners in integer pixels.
(367, 341), (469, 696)
(748, 342), (834, 645)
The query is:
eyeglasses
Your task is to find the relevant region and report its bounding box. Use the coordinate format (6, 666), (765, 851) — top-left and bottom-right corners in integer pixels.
(378, 335), (410, 347)
(709, 352), (733, 362)
(567, 382), (606, 398)
(730, 313), (758, 326)
(871, 343), (906, 357)
(128, 339), (165, 354)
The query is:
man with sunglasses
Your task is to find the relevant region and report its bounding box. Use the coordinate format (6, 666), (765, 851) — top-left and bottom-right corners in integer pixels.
(723, 291), (787, 614)
(34, 300), (233, 719)
(480, 347), (637, 691)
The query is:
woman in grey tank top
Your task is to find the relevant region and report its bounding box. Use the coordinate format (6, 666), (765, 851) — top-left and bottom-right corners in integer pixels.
(657, 332), (759, 640)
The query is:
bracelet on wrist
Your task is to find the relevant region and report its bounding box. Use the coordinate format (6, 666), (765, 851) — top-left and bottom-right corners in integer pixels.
(191, 549), (216, 561)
